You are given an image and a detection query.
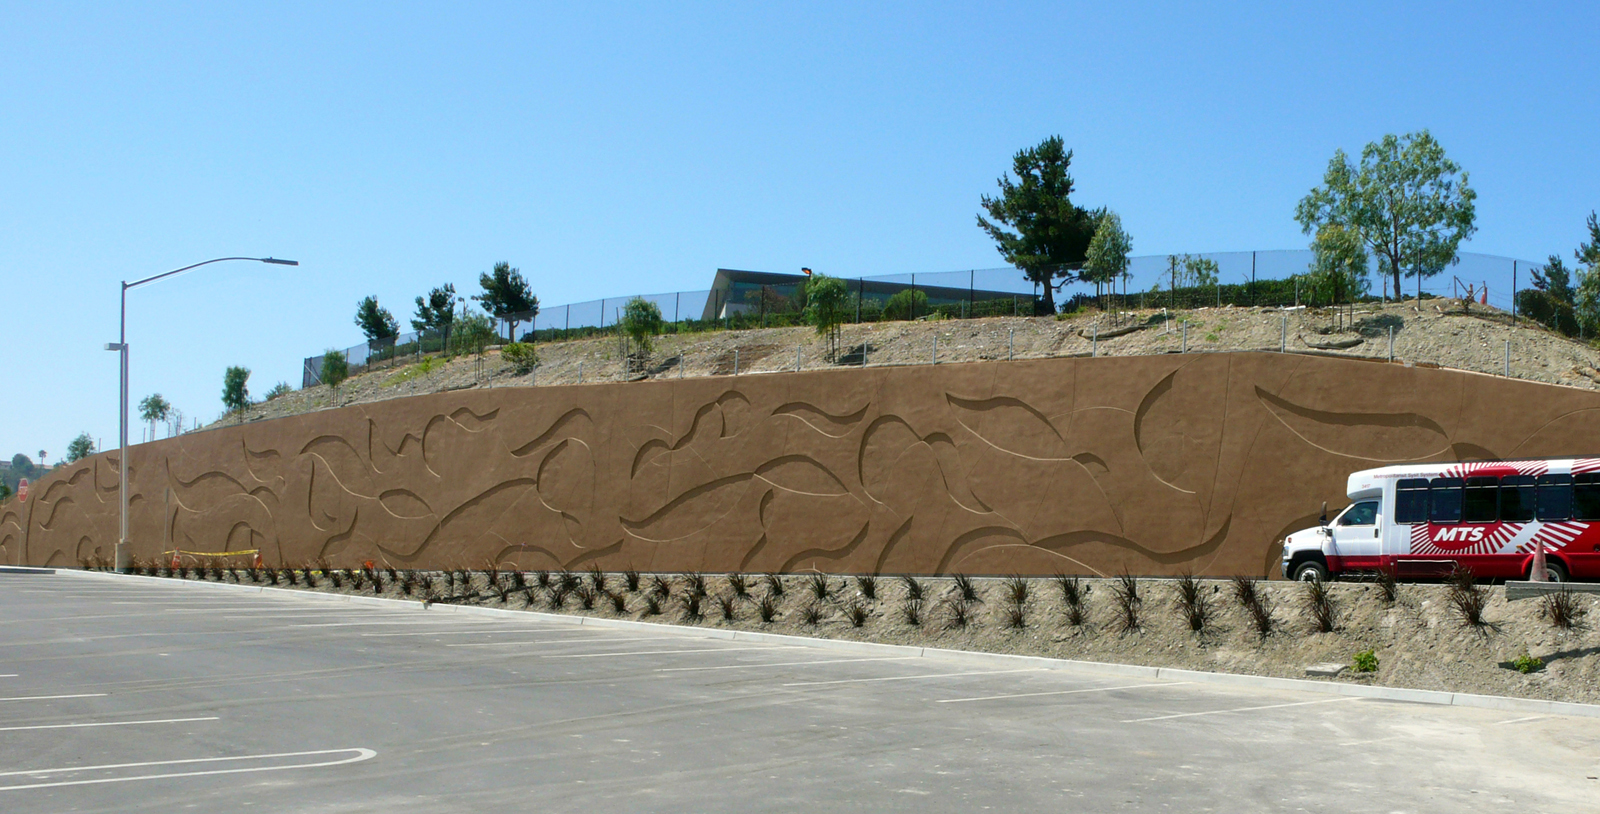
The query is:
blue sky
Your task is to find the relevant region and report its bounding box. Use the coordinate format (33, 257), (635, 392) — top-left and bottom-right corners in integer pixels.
(2, 1), (1597, 461)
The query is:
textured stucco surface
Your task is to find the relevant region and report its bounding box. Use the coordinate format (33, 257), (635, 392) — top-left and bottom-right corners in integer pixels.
(6, 352), (1599, 576)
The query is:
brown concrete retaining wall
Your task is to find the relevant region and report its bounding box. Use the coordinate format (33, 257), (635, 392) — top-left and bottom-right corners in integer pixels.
(5, 352), (1598, 577)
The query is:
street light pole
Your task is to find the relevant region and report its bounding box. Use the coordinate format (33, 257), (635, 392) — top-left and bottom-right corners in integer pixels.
(107, 256), (298, 570)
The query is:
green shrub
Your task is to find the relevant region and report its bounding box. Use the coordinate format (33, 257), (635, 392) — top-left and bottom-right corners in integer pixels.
(1352, 649), (1378, 673)
(1512, 652), (1544, 674)
(881, 288), (929, 321)
(501, 341), (539, 374)
(264, 382), (293, 401)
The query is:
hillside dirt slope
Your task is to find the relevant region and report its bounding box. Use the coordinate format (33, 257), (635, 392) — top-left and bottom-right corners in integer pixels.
(224, 299), (1600, 427)
(145, 568), (1600, 707)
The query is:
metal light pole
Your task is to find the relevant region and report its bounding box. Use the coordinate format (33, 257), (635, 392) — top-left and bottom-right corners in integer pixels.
(106, 256), (298, 570)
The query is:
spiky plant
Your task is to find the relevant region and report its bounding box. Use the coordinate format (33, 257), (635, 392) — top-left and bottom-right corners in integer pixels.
(1113, 573), (1141, 633)
(533, 570), (551, 589)
(1003, 574), (1029, 606)
(557, 570), (580, 593)
(370, 573), (384, 594)
(607, 590), (628, 613)
(574, 584), (597, 610)
(1446, 566), (1486, 627)
(952, 573), (980, 603)
(508, 571), (526, 591)
(806, 573), (832, 601)
(484, 561), (500, 589)
(387, 566), (401, 582)
(715, 593), (738, 621)
(855, 574), (877, 600)
(756, 593), (779, 623)
(763, 572), (785, 597)
(350, 571), (365, 591)
(942, 598), (973, 630)
(1003, 603), (1027, 629)
(328, 569), (342, 589)
(679, 592), (703, 621)
(1172, 572), (1211, 632)
(547, 586), (569, 609)
(799, 603), (824, 626)
(1055, 573), (1085, 626)
(844, 601), (868, 628)
(727, 572), (749, 598)
(1303, 579), (1336, 632)
(623, 569), (641, 593)
(1230, 575), (1259, 609)
(682, 572), (708, 599)
(1539, 589), (1587, 630)
(264, 567), (279, 586)
(901, 598), (924, 627)
(650, 574), (673, 598)
(283, 568), (298, 586)
(1376, 567), (1398, 603)
(586, 564), (607, 593)
(301, 567), (318, 589)
(419, 574), (435, 595)
(643, 593), (662, 616)
(901, 575), (925, 601)
(1246, 591), (1275, 636)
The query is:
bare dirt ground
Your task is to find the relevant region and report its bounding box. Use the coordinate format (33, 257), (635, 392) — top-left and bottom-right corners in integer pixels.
(145, 566), (1600, 706)
(225, 299), (1600, 426)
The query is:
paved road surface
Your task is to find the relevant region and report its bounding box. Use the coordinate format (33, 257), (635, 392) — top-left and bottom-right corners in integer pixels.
(0, 572), (1595, 812)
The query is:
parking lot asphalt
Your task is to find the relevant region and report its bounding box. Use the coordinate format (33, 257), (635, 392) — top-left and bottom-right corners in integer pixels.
(0, 572), (1596, 813)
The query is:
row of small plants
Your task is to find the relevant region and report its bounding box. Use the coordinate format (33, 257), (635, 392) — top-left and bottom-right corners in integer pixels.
(95, 558), (1590, 643)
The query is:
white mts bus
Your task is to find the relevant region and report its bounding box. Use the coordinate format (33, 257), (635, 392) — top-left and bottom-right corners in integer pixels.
(1281, 458), (1600, 582)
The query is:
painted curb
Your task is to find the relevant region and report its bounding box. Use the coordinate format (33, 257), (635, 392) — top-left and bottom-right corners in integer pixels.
(55, 569), (1600, 720)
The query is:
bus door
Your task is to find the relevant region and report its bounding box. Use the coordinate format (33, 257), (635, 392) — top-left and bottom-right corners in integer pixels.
(1331, 499), (1382, 569)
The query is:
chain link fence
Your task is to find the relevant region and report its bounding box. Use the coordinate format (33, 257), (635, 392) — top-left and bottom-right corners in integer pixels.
(304, 249), (1552, 388)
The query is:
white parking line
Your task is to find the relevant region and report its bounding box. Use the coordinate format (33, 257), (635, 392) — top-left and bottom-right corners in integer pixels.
(359, 628), (560, 637)
(0, 694), (107, 702)
(0, 716), (219, 732)
(1494, 715), (1547, 725)
(782, 668), (1043, 687)
(0, 747), (377, 791)
(538, 645), (807, 660)
(1123, 696), (1362, 723)
(655, 656), (921, 673)
(936, 681), (1191, 703)
(445, 636), (674, 648)
(288, 621), (457, 628)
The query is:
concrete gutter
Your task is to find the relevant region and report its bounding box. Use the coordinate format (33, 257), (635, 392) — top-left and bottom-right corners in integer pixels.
(0, 565), (56, 575)
(56, 569), (1600, 720)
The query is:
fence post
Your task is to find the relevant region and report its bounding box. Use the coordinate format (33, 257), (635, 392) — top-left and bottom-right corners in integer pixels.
(1505, 341), (1511, 377)
(734, 349), (739, 375)
(1512, 261), (1517, 323)
(969, 269), (974, 318)
(932, 335), (938, 365)
(1388, 326), (1394, 361)
(1092, 323), (1098, 357)
(1008, 328), (1014, 361)
(796, 345), (801, 372)
(1280, 313), (1287, 352)
(1182, 321), (1188, 353)
(857, 278), (863, 323)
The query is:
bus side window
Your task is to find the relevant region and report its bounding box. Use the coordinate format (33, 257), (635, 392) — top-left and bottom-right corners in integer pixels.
(1429, 477), (1463, 523)
(1395, 478), (1429, 524)
(1537, 473), (1573, 521)
(1462, 476), (1498, 523)
(1574, 473), (1600, 521)
(1500, 475), (1536, 522)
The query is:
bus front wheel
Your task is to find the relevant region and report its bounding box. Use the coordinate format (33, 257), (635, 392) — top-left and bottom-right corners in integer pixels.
(1531, 560), (1569, 583)
(1293, 561), (1329, 583)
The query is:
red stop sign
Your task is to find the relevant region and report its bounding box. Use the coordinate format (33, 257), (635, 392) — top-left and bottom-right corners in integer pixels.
(16, 478), (27, 503)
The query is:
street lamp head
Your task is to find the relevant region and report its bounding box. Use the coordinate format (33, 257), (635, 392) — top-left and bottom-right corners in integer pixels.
(260, 258), (299, 266)
(104, 342), (126, 351)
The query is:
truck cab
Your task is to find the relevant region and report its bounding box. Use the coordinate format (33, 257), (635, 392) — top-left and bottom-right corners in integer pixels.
(1281, 473), (1385, 581)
